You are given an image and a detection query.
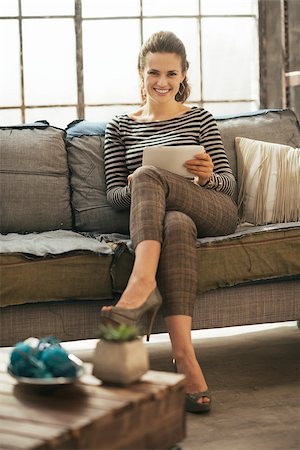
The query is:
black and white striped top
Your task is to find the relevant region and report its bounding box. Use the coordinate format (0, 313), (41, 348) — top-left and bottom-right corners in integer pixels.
(104, 107), (236, 210)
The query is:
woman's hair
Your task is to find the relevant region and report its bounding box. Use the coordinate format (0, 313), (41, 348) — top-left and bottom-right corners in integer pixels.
(138, 31), (191, 104)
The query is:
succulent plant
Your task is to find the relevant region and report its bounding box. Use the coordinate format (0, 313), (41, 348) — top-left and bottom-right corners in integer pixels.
(97, 323), (140, 342)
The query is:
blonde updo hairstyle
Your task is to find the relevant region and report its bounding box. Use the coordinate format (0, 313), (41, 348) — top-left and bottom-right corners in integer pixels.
(138, 31), (191, 104)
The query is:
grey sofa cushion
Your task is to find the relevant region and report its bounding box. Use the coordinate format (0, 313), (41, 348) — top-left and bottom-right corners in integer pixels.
(0, 123), (72, 233)
(106, 222), (300, 295)
(66, 120), (129, 234)
(216, 109), (300, 202)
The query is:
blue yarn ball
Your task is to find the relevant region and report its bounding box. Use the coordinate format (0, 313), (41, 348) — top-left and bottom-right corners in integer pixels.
(10, 343), (32, 365)
(9, 337), (79, 379)
(10, 343), (49, 377)
(41, 347), (77, 378)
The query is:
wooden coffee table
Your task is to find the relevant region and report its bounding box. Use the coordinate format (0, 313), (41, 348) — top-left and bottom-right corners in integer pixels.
(0, 350), (186, 449)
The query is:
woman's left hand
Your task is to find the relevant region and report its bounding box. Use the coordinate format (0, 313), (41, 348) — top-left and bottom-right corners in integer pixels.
(184, 152), (214, 185)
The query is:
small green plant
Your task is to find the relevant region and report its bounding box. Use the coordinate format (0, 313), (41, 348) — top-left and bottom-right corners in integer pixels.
(97, 323), (140, 342)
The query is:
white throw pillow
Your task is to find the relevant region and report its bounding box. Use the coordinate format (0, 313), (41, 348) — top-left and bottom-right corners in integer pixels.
(235, 137), (300, 225)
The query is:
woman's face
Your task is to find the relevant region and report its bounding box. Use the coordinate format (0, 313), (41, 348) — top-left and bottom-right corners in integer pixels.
(142, 52), (185, 104)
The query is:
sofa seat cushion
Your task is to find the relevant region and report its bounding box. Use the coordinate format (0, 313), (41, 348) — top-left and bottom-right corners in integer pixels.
(66, 121), (129, 234)
(195, 222), (300, 292)
(1, 223), (299, 308)
(107, 222), (300, 294)
(0, 252), (113, 308)
(0, 230), (113, 307)
(0, 123), (73, 233)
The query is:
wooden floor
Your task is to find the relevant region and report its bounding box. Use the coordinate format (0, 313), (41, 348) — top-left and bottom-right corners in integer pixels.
(147, 323), (300, 450)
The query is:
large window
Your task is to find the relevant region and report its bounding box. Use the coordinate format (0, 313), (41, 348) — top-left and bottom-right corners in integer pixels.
(0, 0), (259, 127)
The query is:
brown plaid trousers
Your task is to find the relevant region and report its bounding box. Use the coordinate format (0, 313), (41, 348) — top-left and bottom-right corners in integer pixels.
(130, 166), (238, 316)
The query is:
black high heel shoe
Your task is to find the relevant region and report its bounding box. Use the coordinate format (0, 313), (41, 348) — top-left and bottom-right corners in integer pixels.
(172, 359), (212, 413)
(100, 287), (162, 341)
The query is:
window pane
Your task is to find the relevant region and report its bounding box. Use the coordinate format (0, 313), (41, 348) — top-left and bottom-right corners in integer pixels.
(143, 19), (201, 101)
(0, 108), (22, 125)
(21, 0), (74, 16)
(22, 19), (77, 105)
(201, 18), (259, 101)
(201, 0), (258, 16)
(25, 107), (77, 128)
(0, 20), (21, 106)
(85, 105), (139, 122)
(0, 0), (18, 16)
(203, 101), (259, 117)
(83, 19), (141, 103)
(82, 0), (140, 18)
(143, 0), (198, 16)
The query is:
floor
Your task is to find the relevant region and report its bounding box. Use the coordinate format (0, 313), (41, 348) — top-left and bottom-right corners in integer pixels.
(65, 321), (300, 450)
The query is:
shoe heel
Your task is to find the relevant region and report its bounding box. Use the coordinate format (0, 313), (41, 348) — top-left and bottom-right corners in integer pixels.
(146, 306), (160, 342)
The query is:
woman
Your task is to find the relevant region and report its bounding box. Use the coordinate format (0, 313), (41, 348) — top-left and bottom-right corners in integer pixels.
(101, 31), (238, 413)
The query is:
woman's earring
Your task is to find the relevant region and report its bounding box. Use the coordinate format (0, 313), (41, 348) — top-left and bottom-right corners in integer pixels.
(178, 82), (185, 96)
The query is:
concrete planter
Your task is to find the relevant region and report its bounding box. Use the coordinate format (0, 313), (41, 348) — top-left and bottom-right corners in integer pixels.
(92, 338), (149, 385)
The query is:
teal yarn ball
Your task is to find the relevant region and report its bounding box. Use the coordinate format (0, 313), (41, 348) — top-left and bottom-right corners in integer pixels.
(41, 346), (77, 378)
(10, 343), (31, 364)
(10, 342), (49, 378)
(9, 336), (78, 379)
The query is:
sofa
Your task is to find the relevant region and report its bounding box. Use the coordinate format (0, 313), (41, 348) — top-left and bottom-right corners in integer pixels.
(1, 108), (299, 347)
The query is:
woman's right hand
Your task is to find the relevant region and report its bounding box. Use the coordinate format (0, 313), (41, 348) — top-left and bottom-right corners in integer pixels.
(127, 174), (133, 186)
(184, 151), (214, 186)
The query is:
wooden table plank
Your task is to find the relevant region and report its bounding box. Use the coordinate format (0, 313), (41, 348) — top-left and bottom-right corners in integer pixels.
(0, 418), (64, 440)
(0, 394), (129, 422)
(77, 382), (149, 403)
(0, 403), (105, 428)
(0, 431), (44, 449)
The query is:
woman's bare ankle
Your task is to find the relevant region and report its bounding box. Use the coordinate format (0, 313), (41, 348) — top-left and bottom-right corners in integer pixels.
(173, 353), (208, 394)
(116, 277), (156, 309)
(127, 275), (156, 291)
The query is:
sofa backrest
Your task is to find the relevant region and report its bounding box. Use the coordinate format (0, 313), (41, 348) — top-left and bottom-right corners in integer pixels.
(0, 122), (72, 233)
(216, 109), (300, 182)
(1, 109), (299, 235)
(66, 109), (299, 232)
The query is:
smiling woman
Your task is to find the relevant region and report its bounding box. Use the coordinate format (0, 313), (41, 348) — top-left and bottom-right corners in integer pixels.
(100, 31), (239, 414)
(131, 31), (190, 121)
(134, 53), (187, 120)
(141, 54), (188, 106)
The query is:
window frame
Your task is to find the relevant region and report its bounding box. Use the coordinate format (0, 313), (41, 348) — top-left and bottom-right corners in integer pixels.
(1, 0), (261, 123)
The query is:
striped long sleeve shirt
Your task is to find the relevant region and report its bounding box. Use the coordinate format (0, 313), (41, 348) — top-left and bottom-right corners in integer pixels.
(104, 107), (236, 210)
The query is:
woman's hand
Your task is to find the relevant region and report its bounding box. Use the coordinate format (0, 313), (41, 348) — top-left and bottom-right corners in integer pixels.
(184, 151), (214, 186)
(127, 173), (133, 186)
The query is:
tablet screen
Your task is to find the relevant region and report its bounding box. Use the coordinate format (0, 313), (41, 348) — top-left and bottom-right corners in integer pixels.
(142, 145), (205, 178)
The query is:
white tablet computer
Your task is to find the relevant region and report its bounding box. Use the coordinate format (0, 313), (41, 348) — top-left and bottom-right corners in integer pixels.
(142, 145), (205, 178)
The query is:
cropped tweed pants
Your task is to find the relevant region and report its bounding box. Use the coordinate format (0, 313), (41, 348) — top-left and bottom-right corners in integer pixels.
(130, 166), (238, 317)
